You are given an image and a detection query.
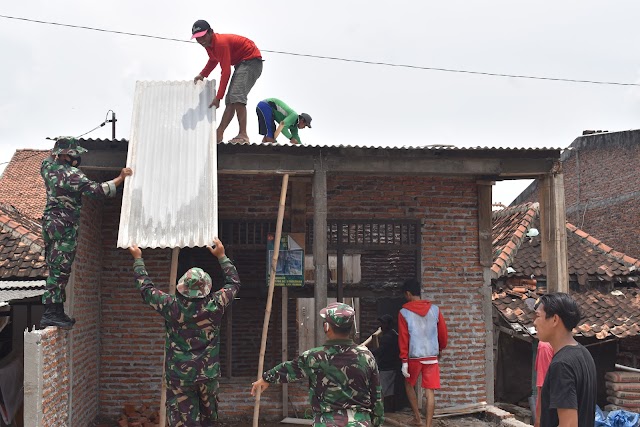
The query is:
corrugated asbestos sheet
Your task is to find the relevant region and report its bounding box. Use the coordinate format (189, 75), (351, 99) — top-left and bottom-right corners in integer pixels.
(118, 80), (218, 249)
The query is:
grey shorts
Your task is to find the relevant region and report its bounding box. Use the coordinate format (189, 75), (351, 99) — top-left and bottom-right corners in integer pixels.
(225, 58), (263, 105)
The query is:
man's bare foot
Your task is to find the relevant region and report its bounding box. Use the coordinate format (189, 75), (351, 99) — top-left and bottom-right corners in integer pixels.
(216, 128), (224, 143)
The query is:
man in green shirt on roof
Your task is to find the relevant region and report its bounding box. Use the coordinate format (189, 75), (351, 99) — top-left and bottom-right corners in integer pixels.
(256, 98), (312, 144)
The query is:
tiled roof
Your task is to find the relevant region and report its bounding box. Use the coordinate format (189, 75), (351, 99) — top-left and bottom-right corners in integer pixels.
(0, 280), (46, 303)
(0, 204), (46, 279)
(512, 221), (640, 285)
(492, 203), (640, 284)
(0, 149), (49, 219)
(491, 202), (539, 279)
(492, 203), (640, 340)
(493, 288), (640, 339)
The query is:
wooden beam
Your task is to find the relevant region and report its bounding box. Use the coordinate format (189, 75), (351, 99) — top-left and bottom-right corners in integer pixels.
(313, 156), (328, 347)
(540, 168), (569, 293)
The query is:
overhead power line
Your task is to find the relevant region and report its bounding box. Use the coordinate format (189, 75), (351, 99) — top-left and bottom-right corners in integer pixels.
(1, 13), (639, 87)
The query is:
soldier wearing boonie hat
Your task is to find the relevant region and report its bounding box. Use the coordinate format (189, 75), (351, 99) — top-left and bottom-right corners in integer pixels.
(252, 302), (384, 426)
(40, 137), (132, 330)
(128, 237), (240, 425)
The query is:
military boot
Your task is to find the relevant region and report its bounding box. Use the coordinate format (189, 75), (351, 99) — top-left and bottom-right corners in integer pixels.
(60, 304), (77, 326)
(40, 303), (74, 330)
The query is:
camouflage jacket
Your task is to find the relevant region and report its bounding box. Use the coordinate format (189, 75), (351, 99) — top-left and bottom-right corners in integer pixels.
(263, 339), (384, 427)
(133, 256), (240, 385)
(41, 157), (116, 222)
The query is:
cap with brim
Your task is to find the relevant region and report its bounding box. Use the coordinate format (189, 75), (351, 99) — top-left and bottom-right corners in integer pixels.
(51, 137), (88, 157)
(191, 20), (211, 39)
(300, 113), (312, 128)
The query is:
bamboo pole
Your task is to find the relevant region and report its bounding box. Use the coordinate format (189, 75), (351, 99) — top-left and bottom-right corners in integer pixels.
(159, 247), (180, 427)
(253, 174), (290, 427)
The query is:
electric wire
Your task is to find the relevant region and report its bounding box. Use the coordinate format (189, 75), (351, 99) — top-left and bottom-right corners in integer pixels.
(1, 14), (639, 87)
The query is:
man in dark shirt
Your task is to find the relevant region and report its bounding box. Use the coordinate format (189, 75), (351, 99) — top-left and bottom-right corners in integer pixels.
(371, 314), (401, 412)
(533, 293), (596, 427)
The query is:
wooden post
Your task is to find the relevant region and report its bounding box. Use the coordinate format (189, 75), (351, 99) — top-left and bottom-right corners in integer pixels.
(477, 181), (495, 403)
(159, 247), (180, 427)
(253, 174), (290, 427)
(282, 287), (289, 418)
(313, 157), (328, 346)
(539, 168), (568, 293)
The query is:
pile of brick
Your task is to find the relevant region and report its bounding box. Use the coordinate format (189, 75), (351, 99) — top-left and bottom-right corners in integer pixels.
(605, 370), (640, 412)
(116, 403), (160, 427)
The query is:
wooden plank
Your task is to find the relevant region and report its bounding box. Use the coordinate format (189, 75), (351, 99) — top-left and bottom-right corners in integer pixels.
(159, 247), (180, 427)
(253, 174), (289, 427)
(281, 417), (314, 425)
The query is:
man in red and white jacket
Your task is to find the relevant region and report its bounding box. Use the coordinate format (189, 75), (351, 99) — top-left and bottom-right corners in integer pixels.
(398, 279), (448, 427)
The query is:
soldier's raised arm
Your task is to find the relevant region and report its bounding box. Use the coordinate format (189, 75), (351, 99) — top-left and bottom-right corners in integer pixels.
(208, 238), (241, 307)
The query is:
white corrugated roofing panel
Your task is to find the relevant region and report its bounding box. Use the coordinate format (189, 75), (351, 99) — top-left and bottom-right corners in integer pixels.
(117, 80), (218, 249)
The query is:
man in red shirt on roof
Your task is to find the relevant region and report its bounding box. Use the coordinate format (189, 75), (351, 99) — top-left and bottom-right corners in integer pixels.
(398, 278), (448, 427)
(192, 20), (263, 144)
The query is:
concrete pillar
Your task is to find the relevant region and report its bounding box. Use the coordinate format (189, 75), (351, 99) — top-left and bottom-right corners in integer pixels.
(23, 330), (44, 427)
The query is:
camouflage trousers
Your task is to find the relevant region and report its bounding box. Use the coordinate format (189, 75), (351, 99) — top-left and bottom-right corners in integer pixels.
(313, 409), (373, 426)
(42, 217), (79, 304)
(166, 379), (219, 426)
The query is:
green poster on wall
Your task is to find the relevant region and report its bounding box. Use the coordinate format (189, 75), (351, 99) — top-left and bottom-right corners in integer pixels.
(266, 233), (305, 287)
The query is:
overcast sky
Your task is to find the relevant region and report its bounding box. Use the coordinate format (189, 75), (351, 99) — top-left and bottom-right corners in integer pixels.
(2, 1), (640, 205)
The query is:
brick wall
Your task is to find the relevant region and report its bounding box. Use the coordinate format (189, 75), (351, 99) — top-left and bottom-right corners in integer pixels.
(328, 175), (486, 405)
(513, 131), (640, 258)
(69, 197), (103, 425)
(40, 328), (70, 426)
(99, 196), (171, 418)
(93, 173), (487, 419)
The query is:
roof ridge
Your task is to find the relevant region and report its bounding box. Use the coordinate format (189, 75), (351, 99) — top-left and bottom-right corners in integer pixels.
(566, 222), (640, 269)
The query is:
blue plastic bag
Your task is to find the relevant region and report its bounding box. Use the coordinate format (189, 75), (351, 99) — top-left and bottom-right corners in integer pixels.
(595, 405), (640, 427)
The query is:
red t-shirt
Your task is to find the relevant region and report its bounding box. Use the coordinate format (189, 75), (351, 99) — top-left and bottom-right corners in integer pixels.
(536, 341), (554, 388)
(199, 33), (262, 100)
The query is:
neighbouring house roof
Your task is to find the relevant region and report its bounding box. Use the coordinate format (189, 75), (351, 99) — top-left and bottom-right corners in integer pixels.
(491, 202), (539, 279)
(0, 280), (46, 303)
(491, 203), (640, 340)
(0, 149), (49, 220)
(492, 203), (640, 284)
(0, 203), (46, 280)
(493, 288), (640, 340)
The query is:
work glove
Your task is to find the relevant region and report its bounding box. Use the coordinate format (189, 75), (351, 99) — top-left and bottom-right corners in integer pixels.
(401, 362), (410, 378)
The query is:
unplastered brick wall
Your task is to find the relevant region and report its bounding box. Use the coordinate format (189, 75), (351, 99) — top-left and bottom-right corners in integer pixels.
(24, 327), (70, 426)
(513, 131), (640, 258)
(98, 197), (171, 419)
(561, 132), (640, 257)
(219, 378), (310, 420)
(94, 173), (486, 418)
(69, 197), (103, 425)
(327, 175), (486, 405)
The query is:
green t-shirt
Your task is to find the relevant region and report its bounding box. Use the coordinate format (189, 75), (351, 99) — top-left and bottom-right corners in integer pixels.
(266, 98), (302, 144)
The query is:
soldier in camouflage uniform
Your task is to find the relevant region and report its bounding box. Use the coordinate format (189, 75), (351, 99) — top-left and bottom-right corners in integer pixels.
(40, 137), (132, 329)
(251, 302), (384, 427)
(128, 237), (240, 426)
